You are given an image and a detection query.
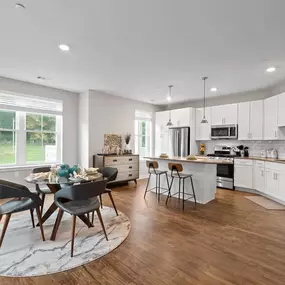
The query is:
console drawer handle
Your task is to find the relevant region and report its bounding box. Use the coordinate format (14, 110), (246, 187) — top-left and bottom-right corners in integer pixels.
(129, 166), (132, 169)
(113, 159), (117, 162)
(129, 158), (133, 161)
(128, 174), (132, 177)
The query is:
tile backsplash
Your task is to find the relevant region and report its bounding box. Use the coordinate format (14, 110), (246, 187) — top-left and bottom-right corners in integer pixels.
(198, 140), (285, 159)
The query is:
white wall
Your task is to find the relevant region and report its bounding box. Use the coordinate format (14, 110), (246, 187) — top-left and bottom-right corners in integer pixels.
(86, 90), (158, 177)
(78, 92), (90, 167)
(0, 76), (79, 187)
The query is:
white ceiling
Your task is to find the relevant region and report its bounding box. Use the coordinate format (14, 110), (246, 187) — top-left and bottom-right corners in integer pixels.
(0, 0), (285, 104)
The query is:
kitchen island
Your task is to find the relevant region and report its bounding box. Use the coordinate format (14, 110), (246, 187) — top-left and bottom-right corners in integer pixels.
(144, 156), (232, 204)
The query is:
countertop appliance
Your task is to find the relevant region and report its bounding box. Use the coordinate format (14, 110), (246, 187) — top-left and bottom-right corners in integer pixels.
(267, 149), (278, 159)
(169, 127), (190, 157)
(211, 124), (238, 139)
(207, 145), (235, 190)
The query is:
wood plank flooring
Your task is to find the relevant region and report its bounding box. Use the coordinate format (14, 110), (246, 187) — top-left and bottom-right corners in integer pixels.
(1, 179), (285, 284)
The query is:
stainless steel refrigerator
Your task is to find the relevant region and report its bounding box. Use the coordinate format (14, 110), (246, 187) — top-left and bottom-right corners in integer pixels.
(169, 127), (190, 157)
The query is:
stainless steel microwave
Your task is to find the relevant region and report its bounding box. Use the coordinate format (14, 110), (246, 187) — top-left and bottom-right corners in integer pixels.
(211, 124), (238, 139)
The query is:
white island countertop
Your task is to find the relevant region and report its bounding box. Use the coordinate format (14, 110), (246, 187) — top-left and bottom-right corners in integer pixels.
(144, 156), (233, 165)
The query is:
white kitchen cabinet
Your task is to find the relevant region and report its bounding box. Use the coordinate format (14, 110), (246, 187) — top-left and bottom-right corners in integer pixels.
(264, 96), (278, 140)
(265, 162), (285, 201)
(253, 160), (265, 193)
(234, 159), (253, 188)
(238, 102), (250, 140)
(238, 100), (263, 140)
(277, 92), (285, 126)
(250, 100), (264, 140)
(171, 108), (190, 127)
(195, 107), (212, 140)
(211, 104), (237, 125)
(155, 111), (170, 156)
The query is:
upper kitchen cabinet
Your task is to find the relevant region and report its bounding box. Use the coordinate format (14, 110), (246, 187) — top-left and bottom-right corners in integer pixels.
(195, 107), (212, 140)
(264, 96), (285, 140)
(238, 100), (263, 140)
(278, 92), (285, 126)
(211, 104), (238, 125)
(171, 108), (190, 127)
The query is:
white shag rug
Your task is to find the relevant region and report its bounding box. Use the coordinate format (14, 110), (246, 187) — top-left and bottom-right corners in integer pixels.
(0, 206), (130, 277)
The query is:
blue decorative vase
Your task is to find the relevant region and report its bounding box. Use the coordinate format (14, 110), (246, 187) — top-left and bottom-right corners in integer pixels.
(58, 165), (70, 178)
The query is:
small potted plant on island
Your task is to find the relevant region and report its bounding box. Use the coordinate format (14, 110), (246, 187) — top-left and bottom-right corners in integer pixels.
(124, 133), (132, 154)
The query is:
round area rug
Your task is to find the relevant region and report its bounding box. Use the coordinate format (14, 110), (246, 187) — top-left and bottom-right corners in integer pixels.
(0, 207), (130, 277)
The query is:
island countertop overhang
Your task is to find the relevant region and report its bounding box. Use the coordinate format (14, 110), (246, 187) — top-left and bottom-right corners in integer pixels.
(144, 156), (233, 165)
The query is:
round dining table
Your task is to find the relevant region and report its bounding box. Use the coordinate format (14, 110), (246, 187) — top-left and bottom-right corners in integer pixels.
(25, 173), (103, 241)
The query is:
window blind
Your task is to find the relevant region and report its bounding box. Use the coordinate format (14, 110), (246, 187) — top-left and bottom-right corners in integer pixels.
(0, 92), (63, 114)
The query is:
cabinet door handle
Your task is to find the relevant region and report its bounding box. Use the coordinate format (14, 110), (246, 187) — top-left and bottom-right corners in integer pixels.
(276, 173), (278, 180)
(224, 118), (226, 124)
(261, 170), (264, 177)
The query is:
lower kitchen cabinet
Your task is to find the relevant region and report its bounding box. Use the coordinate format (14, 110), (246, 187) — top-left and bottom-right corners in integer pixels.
(234, 159), (253, 189)
(253, 161), (265, 193)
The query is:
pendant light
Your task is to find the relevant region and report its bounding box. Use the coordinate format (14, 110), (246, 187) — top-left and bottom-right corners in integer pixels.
(166, 85), (174, 126)
(201, 77), (208, 124)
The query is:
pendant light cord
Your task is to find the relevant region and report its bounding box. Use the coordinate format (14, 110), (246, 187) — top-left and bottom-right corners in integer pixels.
(202, 77), (208, 118)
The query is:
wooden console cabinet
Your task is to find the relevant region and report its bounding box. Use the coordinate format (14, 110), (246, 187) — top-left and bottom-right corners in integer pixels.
(93, 154), (139, 184)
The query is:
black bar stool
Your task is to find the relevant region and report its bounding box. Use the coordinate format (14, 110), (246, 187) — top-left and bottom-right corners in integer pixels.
(144, 160), (170, 201)
(166, 163), (196, 210)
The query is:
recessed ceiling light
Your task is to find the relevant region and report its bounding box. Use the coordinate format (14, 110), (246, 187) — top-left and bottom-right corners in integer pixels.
(37, 76), (46, 80)
(266, 66), (276, 73)
(15, 3), (25, 9)
(210, 87), (218, 92)
(58, 44), (70, 52)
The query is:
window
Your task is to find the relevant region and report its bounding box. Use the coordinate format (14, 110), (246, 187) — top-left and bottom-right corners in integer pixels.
(0, 92), (62, 167)
(134, 110), (152, 160)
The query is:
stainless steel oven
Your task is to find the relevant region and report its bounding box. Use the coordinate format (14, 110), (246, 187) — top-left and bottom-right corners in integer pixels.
(211, 124), (238, 139)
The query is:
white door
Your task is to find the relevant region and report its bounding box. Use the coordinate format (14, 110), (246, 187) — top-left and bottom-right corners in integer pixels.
(224, 104), (238, 125)
(265, 169), (278, 196)
(234, 165), (253, 188)
(195, 107), (211, 140)
(278, 93), (285, 126)
(211, 105), (224, 125)
(250, 100), (264, 140)
(238, 102), (250, 140)
(171, 108), (190, 127)
(264, 96), (278, 140)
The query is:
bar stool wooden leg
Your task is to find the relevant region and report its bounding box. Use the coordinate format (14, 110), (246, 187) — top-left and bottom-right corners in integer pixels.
(144, 173), (151, 199)
(178, 179), (181, 201)
(158, 174), (161, 202)
(190, 176), (197, 204)
(155, 175), (158, 195)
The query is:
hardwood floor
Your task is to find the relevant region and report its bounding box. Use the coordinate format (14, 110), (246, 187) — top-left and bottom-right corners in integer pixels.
(1, 179), (285, 284)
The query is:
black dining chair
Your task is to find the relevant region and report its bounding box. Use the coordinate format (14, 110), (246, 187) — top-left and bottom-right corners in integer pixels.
(54, 180), (109, 257)
(32, 166), (52, 215)
(97, 167), (119, 216)
(0, 180), (45, 248)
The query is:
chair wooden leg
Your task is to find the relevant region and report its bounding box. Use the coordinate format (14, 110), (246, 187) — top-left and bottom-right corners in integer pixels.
(99, 194), (103, 209)
(0, 214), (3, 222)
(144, 174), (151, 199)
(92, 211), (95, 224)
(30, 209), (35, 228)
(0, 214), (11, 248)
(96, 209), (108, 241)
(108, 192), (118, 216)
(71, 215), (76, 257)
(41, 194), (46, 216)
(87, 212), (90, 222)
(35, 207), (45, 242)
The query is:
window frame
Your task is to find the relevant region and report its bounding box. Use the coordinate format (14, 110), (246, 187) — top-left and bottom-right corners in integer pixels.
(134, 110), (152, 161)
(0, 109), (62, 168)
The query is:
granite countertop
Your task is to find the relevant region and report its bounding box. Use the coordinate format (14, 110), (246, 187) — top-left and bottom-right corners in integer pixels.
(234, 156), (285, 164)
(144, 156), (233, 165)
